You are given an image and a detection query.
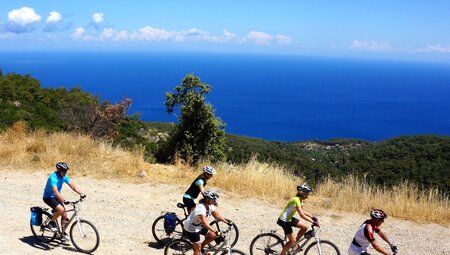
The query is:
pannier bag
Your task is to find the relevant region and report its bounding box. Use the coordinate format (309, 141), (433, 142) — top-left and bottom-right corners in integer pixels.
(30, 207), (43, 226)
(163, 212), (177, 234)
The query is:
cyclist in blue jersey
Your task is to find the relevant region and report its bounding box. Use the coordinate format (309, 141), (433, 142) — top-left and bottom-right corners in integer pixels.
(183, 166), (216, 212)
(42, 162), (85, 239)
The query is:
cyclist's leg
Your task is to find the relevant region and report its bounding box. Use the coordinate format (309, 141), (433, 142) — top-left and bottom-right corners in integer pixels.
(200, 228), (215, 251)
(183, 197), (196, 213)
(185, 230), (202, 255)
(292, 217), (308, 241)
(43, 198), (64, 222)
(277, 219), (295, 255)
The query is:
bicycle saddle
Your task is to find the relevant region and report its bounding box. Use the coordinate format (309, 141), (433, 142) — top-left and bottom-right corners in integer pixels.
(177, 203), (186, 208)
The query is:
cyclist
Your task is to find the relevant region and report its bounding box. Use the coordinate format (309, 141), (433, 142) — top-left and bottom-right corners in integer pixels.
(348, 209), (398, 255)
(42, 162), (85, 240)
(183, 189), (232, 255)
(277, 184), (318, 255)
(183, 165), (216, 212)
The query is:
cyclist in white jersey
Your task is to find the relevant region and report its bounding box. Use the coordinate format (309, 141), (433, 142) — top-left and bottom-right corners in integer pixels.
(277, 184), (319, 255)
(183, 190), (232, 255)
(348, 209), (398, 255)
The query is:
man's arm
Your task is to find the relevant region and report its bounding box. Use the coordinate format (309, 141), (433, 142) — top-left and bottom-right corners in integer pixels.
(296, 206), (314, 224)
(68, 181), (83, 196)
(370, 239), (390, 255)
(199, 214), (217, 234)
(211, 210), (231, 225)
(52, 186), (65, 202)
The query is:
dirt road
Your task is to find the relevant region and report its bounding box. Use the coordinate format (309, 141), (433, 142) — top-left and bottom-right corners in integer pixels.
(1, 170), (448, 255)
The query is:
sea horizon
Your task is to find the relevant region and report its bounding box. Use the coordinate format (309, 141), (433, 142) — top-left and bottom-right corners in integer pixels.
(1, 51), (450, 142)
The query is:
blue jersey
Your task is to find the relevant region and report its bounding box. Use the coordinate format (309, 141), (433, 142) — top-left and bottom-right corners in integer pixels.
(43, 172), (71, 199)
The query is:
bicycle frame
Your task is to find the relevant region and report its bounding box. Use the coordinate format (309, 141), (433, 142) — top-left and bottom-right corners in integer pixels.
(263, 225), (320, 255)
(204, 225), (235, 255)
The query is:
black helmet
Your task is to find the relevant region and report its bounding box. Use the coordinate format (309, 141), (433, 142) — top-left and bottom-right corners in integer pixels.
(56, 162), (69, 171)
(370, 209), (387, 220)
(297, 184), (312, 193)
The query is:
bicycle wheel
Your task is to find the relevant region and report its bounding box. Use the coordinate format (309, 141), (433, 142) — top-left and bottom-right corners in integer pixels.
(69, 219), (100, 254)
(152, 215), (184, 245)
(164, 238), (193, 255)
(249, 233), (284, 255)
(304, 239), (340, 255)
(221, 249), (248, 255)
(30, 210), (57, 243)
(208, 218), (239, 248)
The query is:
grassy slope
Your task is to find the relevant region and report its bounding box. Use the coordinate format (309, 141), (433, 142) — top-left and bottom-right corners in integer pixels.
(1, 123), (448, 224)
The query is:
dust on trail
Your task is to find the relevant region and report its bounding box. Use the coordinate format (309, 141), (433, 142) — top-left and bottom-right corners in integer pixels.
(1, 170), (449, 255)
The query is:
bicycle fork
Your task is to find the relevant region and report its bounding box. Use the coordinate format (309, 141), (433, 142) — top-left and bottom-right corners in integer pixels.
(75, 216), (88, 238)
(314, 238), (323, 255)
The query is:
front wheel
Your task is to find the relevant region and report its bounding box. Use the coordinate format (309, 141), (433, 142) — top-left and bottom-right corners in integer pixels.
(70, 219), (100, 254)
(221, 249), (248, 255)
(209, 218), (239, 248)
(164, 238), (193, 255)
(30, 210), (57, 243)
(152, 214), (184, 246)
(249, 233), (284, 255)
(304, 239), (341, 255)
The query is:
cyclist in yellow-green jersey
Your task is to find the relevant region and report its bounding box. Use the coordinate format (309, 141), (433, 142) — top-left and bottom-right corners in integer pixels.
(277, 184), (319, 255)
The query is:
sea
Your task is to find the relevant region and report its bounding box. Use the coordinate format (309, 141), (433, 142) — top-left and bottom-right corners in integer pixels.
(1, 51), (450, 141)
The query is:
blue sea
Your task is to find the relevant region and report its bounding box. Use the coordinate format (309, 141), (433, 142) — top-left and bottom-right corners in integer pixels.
(1, 51), (450, 141)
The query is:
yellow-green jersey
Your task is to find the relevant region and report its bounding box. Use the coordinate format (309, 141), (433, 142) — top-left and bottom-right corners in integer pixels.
(278, 196), (304, 222)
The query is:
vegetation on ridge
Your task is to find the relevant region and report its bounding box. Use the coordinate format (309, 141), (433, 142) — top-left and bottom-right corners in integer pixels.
(1, 70), (449, 194)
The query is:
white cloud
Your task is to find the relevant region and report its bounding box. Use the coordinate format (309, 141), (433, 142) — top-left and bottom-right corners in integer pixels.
(8, 7), (41, 26)
(46, 11), (62, 24)
(246, 31), (273, 45)
(351, 40), (392, 52)
(3, 7), (41, 33)
(70, 25), (292, 46)
(92, 13), (104, 24)
(416, 44), (450, 54)
(71, 26), (88, 40)
(276, 35), (293, 44)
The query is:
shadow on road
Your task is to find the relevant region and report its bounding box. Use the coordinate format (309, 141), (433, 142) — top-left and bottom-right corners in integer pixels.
(20, 235), (80, 253)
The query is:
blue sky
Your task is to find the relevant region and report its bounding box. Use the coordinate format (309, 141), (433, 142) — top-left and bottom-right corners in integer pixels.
(1, 1), (450, 60)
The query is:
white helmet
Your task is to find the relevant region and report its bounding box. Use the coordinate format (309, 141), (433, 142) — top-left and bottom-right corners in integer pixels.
(203, 165), (217, 175)
(203, 190), (219, 201)
(297, 184), (312, 193)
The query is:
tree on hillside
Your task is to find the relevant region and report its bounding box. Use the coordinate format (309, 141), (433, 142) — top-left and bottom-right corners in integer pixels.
(157, 74), (226, 165)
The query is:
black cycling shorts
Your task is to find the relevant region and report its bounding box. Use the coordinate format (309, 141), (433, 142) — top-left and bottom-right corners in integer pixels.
(43, 197), (63, 210)
(183, 197), (196, 212)
(277, 217), (300, 235)
(183, 228), (208, 243)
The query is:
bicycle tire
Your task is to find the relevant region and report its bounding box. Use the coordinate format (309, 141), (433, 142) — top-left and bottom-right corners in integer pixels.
(30, 210), (57, 243)
(249, 232), (284, 255)
(208, 218), (239, 248)
(221, 249), (248, 255)
(69, 219), (100, 254)
(152, 214), (184, 246)
(164, 238), (193, 255)
(304, 239), (341, 255)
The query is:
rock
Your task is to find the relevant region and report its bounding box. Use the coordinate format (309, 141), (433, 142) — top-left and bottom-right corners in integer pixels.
(136, 170), (147, 178)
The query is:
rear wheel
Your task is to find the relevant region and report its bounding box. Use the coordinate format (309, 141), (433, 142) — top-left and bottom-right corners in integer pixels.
(30, 210), (56, 243)
(152, 215), (184, 246)
(249, 233), (284, 255)
(208, 218), (239, 248)
(304, 240), (340, 255)
(164, 238), (193, 255)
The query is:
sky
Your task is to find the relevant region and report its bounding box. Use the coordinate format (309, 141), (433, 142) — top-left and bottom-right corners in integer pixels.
(1, 1), (450, 61)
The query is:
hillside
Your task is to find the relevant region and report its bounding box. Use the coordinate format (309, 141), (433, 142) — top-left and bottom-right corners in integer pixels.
(2, 71), (450, 194)
(1, 170), (449, 255)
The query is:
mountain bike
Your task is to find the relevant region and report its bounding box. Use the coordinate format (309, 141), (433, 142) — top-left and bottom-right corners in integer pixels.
(30, 196), (100, 254)
(164, 224), (247, 255)
(152, 202), (239, 248)
(249, 224), (340, 255)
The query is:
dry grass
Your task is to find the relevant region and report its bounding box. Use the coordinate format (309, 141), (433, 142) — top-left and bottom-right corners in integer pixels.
(1, 122), (449, 224)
